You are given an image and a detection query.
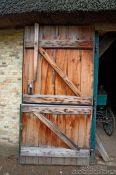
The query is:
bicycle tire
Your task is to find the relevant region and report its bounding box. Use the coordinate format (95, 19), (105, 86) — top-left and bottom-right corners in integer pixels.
(102, 107), (115, 136)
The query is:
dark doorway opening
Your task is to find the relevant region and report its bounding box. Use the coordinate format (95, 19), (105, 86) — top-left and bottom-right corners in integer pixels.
(99, 33), (116, 113)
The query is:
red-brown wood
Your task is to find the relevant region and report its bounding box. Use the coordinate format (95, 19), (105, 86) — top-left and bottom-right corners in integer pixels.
(22, 25), (94, 153)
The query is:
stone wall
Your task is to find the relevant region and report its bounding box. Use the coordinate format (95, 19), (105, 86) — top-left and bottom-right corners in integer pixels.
(0, 29), (23, 155)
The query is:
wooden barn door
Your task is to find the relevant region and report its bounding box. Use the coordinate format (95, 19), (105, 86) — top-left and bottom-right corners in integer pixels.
(20, 24), (94, 165)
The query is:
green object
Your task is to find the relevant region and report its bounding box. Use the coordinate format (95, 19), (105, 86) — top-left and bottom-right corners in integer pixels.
(90, 32), (99, 153)
(97, 95), (107, 105)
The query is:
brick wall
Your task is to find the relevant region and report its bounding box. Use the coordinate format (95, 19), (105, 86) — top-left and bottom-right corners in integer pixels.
(0, 29), (23, 155)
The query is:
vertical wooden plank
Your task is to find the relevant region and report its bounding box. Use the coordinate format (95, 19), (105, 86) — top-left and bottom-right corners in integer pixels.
(75, 115), (91, 148)
(90, 32), (99, 156)
(44, 26), (57, 95)
(81, 50), (93, 96)
(28, 50), (34, 83)
(23, 26), (35, 94)
(21, 113), (27, 145)
(50, 114), (59, 147)
(37, 116), (42, 146)
(34, 23), (39, 81)
(57, 115), (67, 148)
(70, 115), (79, 146)
(55, 26), (68, 95)
(68, 26), (82, 95)
(41, 56), (49, 94)
(41, 26), (57, 95)
(34, 24), (42, 94)
(55, 49), (68, 95)
(51, 157), (65, 165)
(34, 54), (42, 94)
(45, 114), (52, 146)
(67, 49), (81, 95)
(33, 114), (39, 146)
(45, 49), (55, 95)
(66, 115), (79, 148)
(39, 157), (52, 165)
(25, 113), (34, 145)
(78, 116), (86, 148)
(23, 49), (28, 94)
(86, 114), (92, 147)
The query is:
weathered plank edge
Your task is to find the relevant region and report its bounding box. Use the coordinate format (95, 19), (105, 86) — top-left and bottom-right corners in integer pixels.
(25, 40), (93, 49)
(34, 23), (39, 81)
(20, 156), (90, 165)
(21, 104), (92, 115)
(20, 146), (89, 157)
(23, 94), (92, 105)
(20, 146), (90, 165)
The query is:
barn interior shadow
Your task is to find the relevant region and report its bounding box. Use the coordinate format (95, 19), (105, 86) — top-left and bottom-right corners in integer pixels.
(96, 32), (116, 161)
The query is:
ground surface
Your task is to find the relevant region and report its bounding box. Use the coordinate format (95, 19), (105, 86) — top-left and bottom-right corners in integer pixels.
(0, 156), (116, 175)
(0, 120), (116, 175)
(97, 123), (116, 158)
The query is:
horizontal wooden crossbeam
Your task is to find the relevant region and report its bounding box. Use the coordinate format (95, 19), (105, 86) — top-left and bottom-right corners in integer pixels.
(21, 146), (89, 157)
(23, 94), (92, 105)
(33, 112), (79, 149)
(21, 104), (92, 115)
(20, 146), (90, 165)
(25, 40), (93, 49)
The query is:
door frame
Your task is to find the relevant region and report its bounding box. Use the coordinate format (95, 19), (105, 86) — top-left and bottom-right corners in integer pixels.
(90, 32), (99, 161)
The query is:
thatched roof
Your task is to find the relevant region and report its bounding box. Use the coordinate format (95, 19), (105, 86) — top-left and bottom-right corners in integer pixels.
(0, 0), (116, 15)
(0, 0), (116, 28)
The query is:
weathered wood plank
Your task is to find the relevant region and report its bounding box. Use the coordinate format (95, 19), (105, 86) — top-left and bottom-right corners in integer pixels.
(21, 104), (92, 115)
(23, 94), (92, 105)
(96, 134), (110, 162)
(95, 23), (116, 32)
(33, 112), (78, 149)
(21, 146), (89, 157)
(25, 40), (93, 49)
(39, 47), (81, 96)
(20, 156), (89, 165)
(34, 23), (39, 81)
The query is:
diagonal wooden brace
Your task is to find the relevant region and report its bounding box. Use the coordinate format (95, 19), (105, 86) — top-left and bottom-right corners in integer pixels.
(39, 47), (81, 96)
(33, 112), (79, 150)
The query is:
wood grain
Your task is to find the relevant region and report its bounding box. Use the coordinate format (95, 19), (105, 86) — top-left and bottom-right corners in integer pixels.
(21, 146), (89, 157)
(25, 40), (93, 49)
(39, 47), (81, 96)
(22, 25), (94, 157)
(21, 104), (92, 115)
(23, 94), (92, 105)
(34, 23), (39, 81)
(33, 112), (79, 149)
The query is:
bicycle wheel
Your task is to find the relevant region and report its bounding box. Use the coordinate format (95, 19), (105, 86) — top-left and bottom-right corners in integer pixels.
(102, 107), (115, 136)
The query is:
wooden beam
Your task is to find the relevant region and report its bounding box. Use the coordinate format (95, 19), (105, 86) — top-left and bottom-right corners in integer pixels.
(21, 146), (89, 157)
(34, 23), (39, 81)
(100, 34), (116, 57)
(39, 47), (81, 96)
(23, 94), (92, 105)
(95, 23), (116, 32)
(96, 134), (110, 162)
(21, 104), (92, 115)
(20, 146), (90, 165)
(25, 40), (93, 49)
(33, 112), (79, 149)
